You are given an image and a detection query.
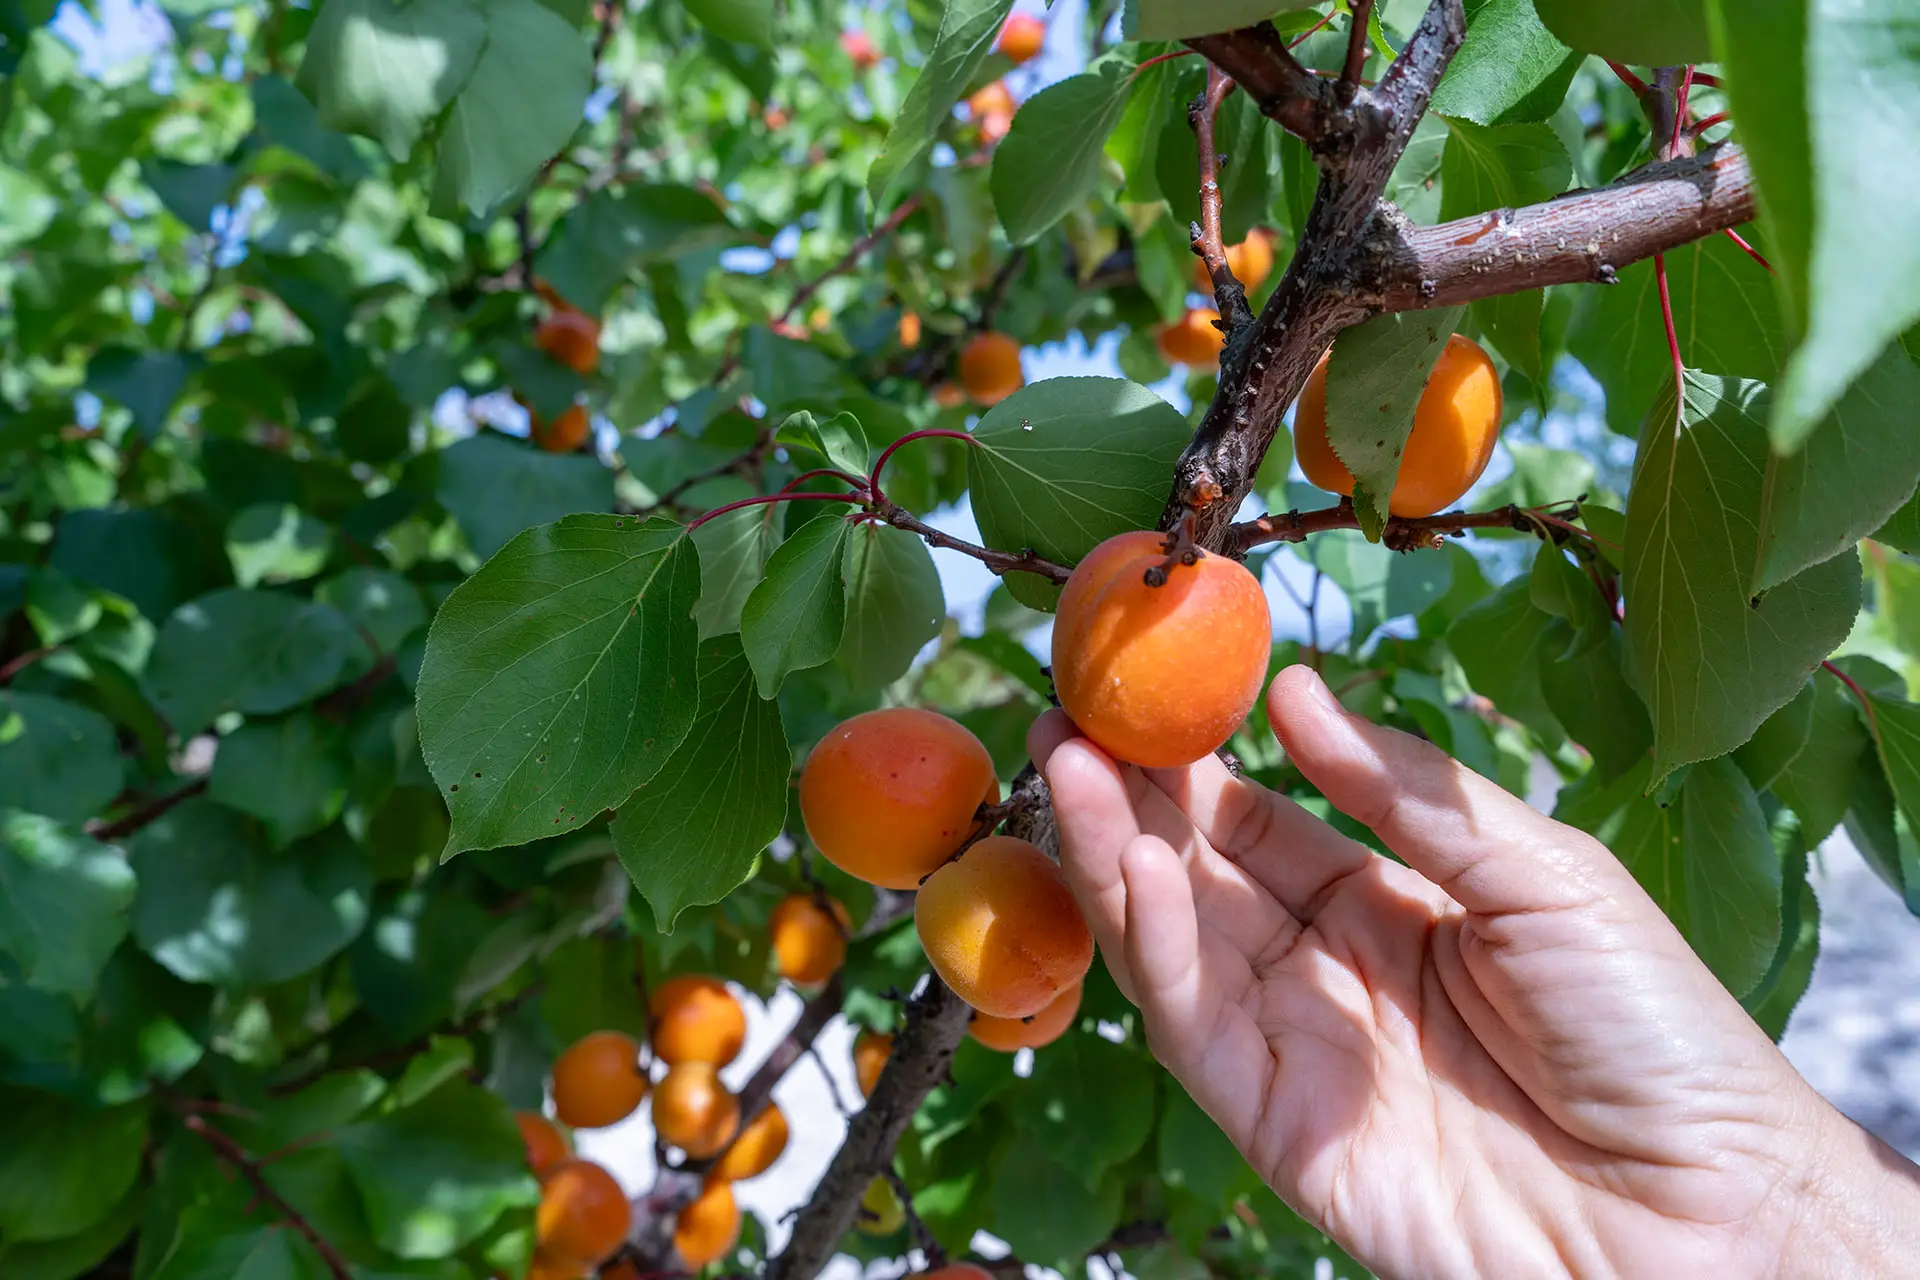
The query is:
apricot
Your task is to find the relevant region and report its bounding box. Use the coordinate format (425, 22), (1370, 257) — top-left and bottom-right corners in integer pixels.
(551, 1031), (648, 1130)
(536, 1159), (631, 1268)
(958, 331), (1023, 405)
(1194, 232), (1275, 293)
(916, 835), (1094, 1019)
(1295, 332), (1502, 518)
(840, 29), (879, 69)
(652, 1061), (740, 1158)
(770, 893), (852, 985)
(923, 1266), (994, 1280)
(856, 1177), (905, 1236)
(532, 403), (592, 454)
(969, 980), (1081, 1052)
(527, 1251), (590, 1280)
(650, 975), (747, 1067)
(898, 311), (922, 348)
(517, 1110), (572, 1173)
(853, 1029), (892, 1098)
(711, 1102), (789, 1181)
(674, 1179), (740, 1268)
(932, 382), (966, 409)
(536, 310), (600, 375)
(997, 12), (1044, 64)
(1157, 307), (1225, 367)
(967, 81), (1014, 120)
(1051, 529), (1271, 768)
(979, 111), (1013, 145)
(799, 708), (997, 889)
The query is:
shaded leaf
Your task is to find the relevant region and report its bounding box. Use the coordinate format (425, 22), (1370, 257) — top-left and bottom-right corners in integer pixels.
(208, 714), (352, 848)
(435, 432), (614, 561)
(1323, 308), (1467, 537)
(0, 694), (125, 825)
(991, 56), (1134, 245)
(738, 511), (851, 698)
(1533, 0), (1709, 64)
(0, 813), (134, 1000)
(146, 589), (367, 737)
(296, 0), (487, 159)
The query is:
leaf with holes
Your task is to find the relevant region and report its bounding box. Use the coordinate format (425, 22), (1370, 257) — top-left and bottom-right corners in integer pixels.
(1323, 308), (1466, 539)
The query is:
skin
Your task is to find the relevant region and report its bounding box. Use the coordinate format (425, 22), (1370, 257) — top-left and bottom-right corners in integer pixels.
(1033, 664), (1920, 1279)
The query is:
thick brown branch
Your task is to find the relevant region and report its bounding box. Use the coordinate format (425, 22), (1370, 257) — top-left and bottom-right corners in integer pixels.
(1224, 499), (1574, 555)
(1183, 23), (1326, 142)
(870, 499), (1071, 585)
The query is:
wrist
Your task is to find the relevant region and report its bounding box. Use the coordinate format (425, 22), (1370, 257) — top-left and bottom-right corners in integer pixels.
(1774, 1094), (1920, 1276)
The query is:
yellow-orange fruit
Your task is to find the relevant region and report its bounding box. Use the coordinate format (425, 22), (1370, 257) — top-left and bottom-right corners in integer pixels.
(652, 1061), (740, 1158)
(650, 975), (747, 1067)
(770, 894), (852, 985)
(856, 1177), (905, 1235)
(924, 1266), (995, 1280)
(536, 1159), (631, 1268)
(1194, 232), (1276, 293)
(915, 836), (1094, 1019)
(997, 12), (1044, 64)
(527, 1250), (591, 1280)
(1051, 530), (1271, 768)
(711, 1102), (790, 1181)
(898, 311), (922, 348)
(967, 80), (1014, 120)
(1157, 307), (1225, 367)
(550, 1031), (648, 1130)
(841, 29), (880, 68)
(932, 382), (966, 409)
(674, 1179), (741, 1268)
(532, 403), (592, 454)
(517, 1111), (572, 1173)
(853, 1029), (892, 1097)
(958, 331), (1023, 406)
(800, 708), (997, 890)
(536, 310), (601, 375)
(969, 980), (1081, 1052)
(1295, 333), (1503, 518)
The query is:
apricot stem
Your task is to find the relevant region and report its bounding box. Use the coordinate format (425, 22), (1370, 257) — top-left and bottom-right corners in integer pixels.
(684, 490), (861, 533)
(1132, 48), (1197, 76)
(1723, 227), (1774, 273)
(866, 428), (978, 505)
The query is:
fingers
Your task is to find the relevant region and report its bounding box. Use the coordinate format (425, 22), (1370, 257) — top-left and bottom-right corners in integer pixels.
(1030, 710), (1142, 995)
(1267, 665), (1630, 917)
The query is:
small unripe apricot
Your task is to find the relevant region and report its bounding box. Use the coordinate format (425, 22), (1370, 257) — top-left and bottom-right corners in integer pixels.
(958, 331), (1023, 405)
(1295, 333), (1503, 518)
(856, 1177), (905, 1236)
(853, 1029), (892, 1097)
(536, 1159), (631, 1268)
(532, 403), (592, 454)
(1194, 232), (1275, 293)
(517, 1110), (572, 1173)
(674, 1179), (741, 1269)
(916, 836), (1094, 1019)
(770, 894), (852, 985)
(967, 81), (1014, 120)
(997, 12), (1044, 64)
(650, 975), (747, 1067)
(1052, 530), (1271, 768)
(652, 1061), (740, 1158)
(551, 1031), (648, 1129)
(711, 1102), (790, 1181)
(969, 980), (1081, 1052)
(1158, 307), (1225, 367)
(536, 310), (600, 375)
(840, 29), (879, 69)
(800, 708), (997, 890)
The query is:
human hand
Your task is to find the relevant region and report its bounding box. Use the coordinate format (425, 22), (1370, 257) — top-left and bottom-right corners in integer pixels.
(1031, 665), (1920, 1279)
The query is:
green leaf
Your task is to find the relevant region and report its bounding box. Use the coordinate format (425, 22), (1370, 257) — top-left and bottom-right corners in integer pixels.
(0, 1181), (142, 1279)
(416, 514), (700, 855)
(1131, 0), (1316, 40)
(738, 511), (851, 697)
(49, 507), (228, 623)
(316, 568), (429, 654)
(432, 0), (592, 215)
(837, 522), (944, 691)
(1528, 543), (1609, 659)
(1743, 855), (1819, 1041)
(1106, 52), (1179, 204)
(1323, 308), (1467, 536)
(141, 160), (236, 231)
(968, 377), (1191, 610)
(609, 637), (789, 931)
(1154, 71), (1278, 245)
(1292, 530), (1455, 646)
(86, 348), (196, 440)
(336, 1080), (538, 1259)
(0, 694), (125, 825)
(540, 932), (648, 1044)
(1157, 1081), (1258, 1207)
(146, 589), (367, 737)
(351, 891), (496, 1039)
(991, 56), (1134, 245)
(990, 1136), (1123, 1266)
(0, 1090), (148, 1243)
(142, 1208), (332, 1280)
(1010, 1035), (1157, 1187)
(774, 409), (870, 476)
(435, 433), (615, 560)
(1532, 0), (1709, 64)
(682, 0), (772, 47)
(1478, 442), (1595, 510)
(208, 714), (352, 848)
(1447, 577), (1566, 745)
(1771, 670), (1868, 844)
(251, 74), (374, 186)
(1732, 679), (1814, 794)
(691, 504), (781, 641)
(296, 0), (487, 159)
(0, 164), (57, 252)
(1623, 375), (1861, 784)
(1428, 0), (1581, 126)
(128, 799), (371, 987)
(535, 185), (739, 314)
(1538, 629), (1652, 782)
(226, 502), (334, 588)
(866, 0), (1016, 208)
(0, 813), (134, 999)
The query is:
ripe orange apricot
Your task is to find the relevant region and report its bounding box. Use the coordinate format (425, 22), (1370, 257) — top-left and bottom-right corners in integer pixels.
(967, 81), (1014, 120)
(840, 29), (879, 69)
(958, 331), (1023, 406)
(532, 403), (592, 453)
(932, 381), (966, 409)
(770, 894), (852, 985)
(536, 1159), (631, 1269)
(1157, 307), (1225, 367)
(923, 1266), (995, 1280)
(898, 310), (922, 348)
(853, 1029), (892, 1097)
(969, 980), (1081, 1052)
(1051, 530), (1271, 768)
(800, 708), (997, 889)
(551, 1031), (648, 1130)
(916, 835), (1094, 1019)
(527, 1250), (590, 1280)
(517, 1111), (572, 1173)
(1295, 333), (1503, 518)
(1194, 232), (1275, 293)
(674, 1179), (741, 1268)
(856, 1177), (905, 1235)
(997, 12), (1044, 64)
(650, 975), (747, 1067)
(536, 310), (601, 375)
(652, 1061), (741, 1158)
(711, 1102), (790, 1181)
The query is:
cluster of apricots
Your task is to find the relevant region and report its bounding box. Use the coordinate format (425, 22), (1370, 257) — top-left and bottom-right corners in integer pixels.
(800, 707), (1094, 1048)
(520, 281), (601, 454)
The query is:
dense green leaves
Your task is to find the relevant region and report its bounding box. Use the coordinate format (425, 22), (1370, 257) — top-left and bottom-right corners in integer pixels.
(0, 1091), (149, 1244)
(1322, 308), (1466, 536)
(739, 511), (852, 697)
(991, 56), (1135, 245)
(866, 0), (1015, 207)
(0, 814), (134, 1000)
(0, 694), (124, 825)
(537, 186), (740, 313)
(146, 589), (367, 736)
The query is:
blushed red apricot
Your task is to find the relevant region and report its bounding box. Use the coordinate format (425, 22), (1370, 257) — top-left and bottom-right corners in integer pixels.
(536, 310), (600, 374)
(915, 835), (1094, 1019)
(770, 894), (851, 985)
(674, 1179), (741, 1268)
(1051, 530), (1270, 768)
(853, 1029), (892, 1097)
(799, 708), (997, 890)
(550, 1031), (648, 1129)
(650, 975), (747, 1067)
(652, 1061), (740, 1158)
(968, 980), (1081, 1052)
(536, 1159), (631, 1269)
(532, 404), (592, 453)
(711, 1102), (790, 1181)
(923, 1266), (996, 1280)
(516, 1110), (572, 1173)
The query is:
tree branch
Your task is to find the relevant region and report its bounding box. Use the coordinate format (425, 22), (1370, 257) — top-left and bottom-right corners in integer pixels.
(89, 777), (209, 841)
(869, 498), (1072, 585)
(1183, 23), (1327, 143)
(1190, 66), (1255, 333)
(163, 1102), (353, 1280)
(1223, 498), (1579, 555)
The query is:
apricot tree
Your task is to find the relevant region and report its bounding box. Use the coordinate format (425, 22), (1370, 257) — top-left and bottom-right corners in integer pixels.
(1, 0), (1917, 1278)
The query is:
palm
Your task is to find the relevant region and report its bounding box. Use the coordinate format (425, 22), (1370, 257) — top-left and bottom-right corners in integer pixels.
(1031, 667), (1819, 1280)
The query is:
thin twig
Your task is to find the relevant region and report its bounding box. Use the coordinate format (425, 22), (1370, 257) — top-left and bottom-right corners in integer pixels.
(869, 497), (1071, 585)
(0, 646), (57, 684)
(89, 777), (209, 841)
(879, 1166), (946, 1268)
(774, 196), (923, 331)
(1341, 0), (1377, 94)
(1223, 498), (1574, 554)
(1189, 65), (1255, 333)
